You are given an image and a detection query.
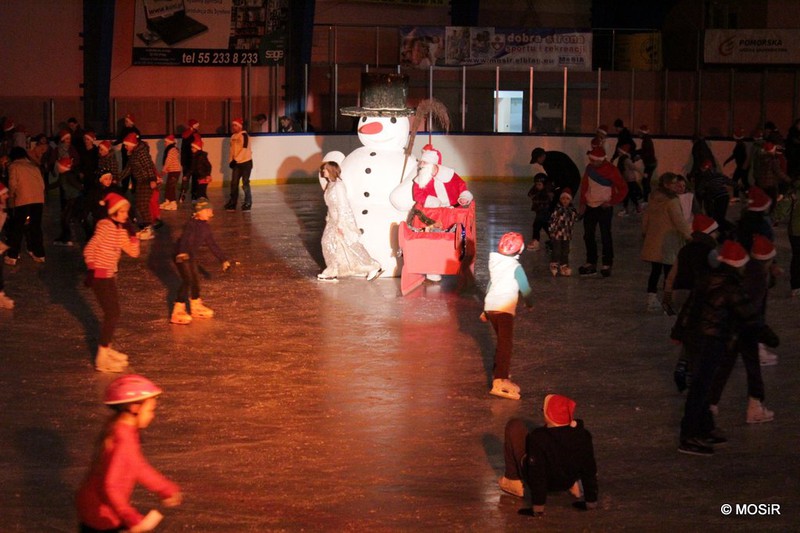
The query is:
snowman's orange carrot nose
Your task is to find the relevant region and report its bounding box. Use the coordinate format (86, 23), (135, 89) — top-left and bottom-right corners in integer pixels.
(359, 121), (383, 135)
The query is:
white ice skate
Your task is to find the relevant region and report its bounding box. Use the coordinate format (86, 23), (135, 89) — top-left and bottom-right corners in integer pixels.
(490, 378), (521, 400)
(498, 476), (524, 497)
(170, 302), (193, 324)
(95, 346), (126, 373)
(190, 298), (215, 318)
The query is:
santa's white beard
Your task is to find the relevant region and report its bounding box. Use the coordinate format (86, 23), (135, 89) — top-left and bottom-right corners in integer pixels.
(415, 164), (435, 187)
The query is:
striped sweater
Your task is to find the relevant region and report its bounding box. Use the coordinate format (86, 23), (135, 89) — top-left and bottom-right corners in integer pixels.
(84, 219), (140, 278)
(162, 144), (182, 173)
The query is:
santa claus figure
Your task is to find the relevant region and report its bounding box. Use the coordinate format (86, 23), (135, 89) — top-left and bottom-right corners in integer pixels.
(412, 144), (473, 208)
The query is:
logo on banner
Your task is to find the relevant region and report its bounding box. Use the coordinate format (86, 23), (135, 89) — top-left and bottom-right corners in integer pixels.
(719, 36), (737, 56)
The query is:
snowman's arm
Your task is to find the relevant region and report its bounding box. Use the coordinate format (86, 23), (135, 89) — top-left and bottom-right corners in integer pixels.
(389, 156), (419, 211)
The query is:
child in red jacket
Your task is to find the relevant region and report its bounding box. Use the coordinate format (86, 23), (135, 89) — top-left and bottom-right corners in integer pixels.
(77, 374), (182, 532)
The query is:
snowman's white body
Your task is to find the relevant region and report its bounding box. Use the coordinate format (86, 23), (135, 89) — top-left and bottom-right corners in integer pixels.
(323, 116), (418, 276)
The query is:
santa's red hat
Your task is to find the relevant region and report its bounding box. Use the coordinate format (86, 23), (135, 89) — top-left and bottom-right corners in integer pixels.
(560, 188), (573, 200)
(124, 113), (135, 123)
(692, 213), (718, 234)
(763, 142), (777, 154)
(187, 119), (199, 129)
(420, 144), (442, 165)
(100, 192), (130, 215)
(98, 140), (112, 153)
(543, 394), (577, 428)
(55, 157), (72, 172)
(232, 117), (243, 127)
(59, 129), (71, 142)
(751, 235), (776, 260)
(191, 133), (203, 150)
(747, 186), (771, 212)
(122, 132), (138, 147)
(588, 147), (606, 161)
(733, 127), (745, 140)
(718, 240), (749, 268)
(164, 134), (176, 144)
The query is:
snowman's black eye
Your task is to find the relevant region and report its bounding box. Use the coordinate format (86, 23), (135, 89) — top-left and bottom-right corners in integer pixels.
(361, 117), (367, 123)
(391, 117), (397, 124)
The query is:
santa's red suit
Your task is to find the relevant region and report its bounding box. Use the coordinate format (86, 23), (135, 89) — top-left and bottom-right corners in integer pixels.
(412, 165), (473, 208)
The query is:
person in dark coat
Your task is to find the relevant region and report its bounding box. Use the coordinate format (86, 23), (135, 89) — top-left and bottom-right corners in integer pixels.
(500, 394), (598, 517)
(529, 147), (582, 206)
(611, 118), (634, 162)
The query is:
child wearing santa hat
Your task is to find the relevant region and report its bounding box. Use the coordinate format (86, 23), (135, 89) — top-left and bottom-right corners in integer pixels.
(180, 119), (200, 203)
(83, 192), (140, 372)
(189, 134), (212, 201)
(113, 113), (140, 190)
(160, 134), (181, 210)
(548, 188), (578, 276)
(500, 394), (599, 517)
(54, 156), (83, 246)
(737, 186), (774, 251)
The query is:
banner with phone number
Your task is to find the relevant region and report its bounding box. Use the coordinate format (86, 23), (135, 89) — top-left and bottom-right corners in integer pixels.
(132, 0), (287, 66)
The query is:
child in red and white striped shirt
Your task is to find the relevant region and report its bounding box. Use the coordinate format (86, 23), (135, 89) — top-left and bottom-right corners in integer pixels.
(83, 193), (140, 373)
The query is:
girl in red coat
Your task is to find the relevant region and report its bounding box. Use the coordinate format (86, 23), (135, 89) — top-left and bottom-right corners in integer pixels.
(77, 375), (182, 532)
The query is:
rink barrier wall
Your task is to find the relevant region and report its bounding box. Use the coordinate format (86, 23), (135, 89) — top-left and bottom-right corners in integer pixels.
(137, 133), (739, 187)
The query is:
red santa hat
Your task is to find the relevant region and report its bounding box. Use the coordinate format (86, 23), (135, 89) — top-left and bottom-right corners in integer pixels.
(747, 186), (771, 212)
(191, 134), (203, 150)
(59, 129), (71, 142)
(188, 119), (199, 129)
(55, 157), (72, 172)
(560, 188), (573, 200)
(733, 127), (745, 140)
(588, 147), (606, 161)
(3, 118), (15, 131)
(123, 132), (139, 147)
(124, 113), (135, 123)
(751, 235), (776, 261)
(100, 192), (130, 215)
(164, 134), (176, 144)
(543, 394), (577, 428)
(596, 124), (608, 136)
(83, 131), (96, 142)
(638, 124), (649, 134)
(718, 240), (749, 268)
(98, 140), (112, 153)
(232, 117), (244, 128)
(762, 142), (777, 154)
(420, 144), (442, 165)
(691, 213), (718, 234)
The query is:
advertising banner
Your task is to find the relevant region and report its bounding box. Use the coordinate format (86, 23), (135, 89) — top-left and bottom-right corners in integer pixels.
(132, 0), (288, 66)
(400, 27), (592, 71)
(614, 32), (662, 71)
(705, 29), (800, 64)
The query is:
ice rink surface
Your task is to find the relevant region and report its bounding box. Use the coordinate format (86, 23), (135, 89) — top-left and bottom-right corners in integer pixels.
(1, 180), (797, 531)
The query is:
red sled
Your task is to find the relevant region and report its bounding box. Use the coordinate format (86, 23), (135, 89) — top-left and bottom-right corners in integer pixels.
(397, 203), (476, 296)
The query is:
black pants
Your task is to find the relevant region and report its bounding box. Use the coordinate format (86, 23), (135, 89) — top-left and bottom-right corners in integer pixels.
(647, 262), (672, 294)
(165, 171), (180, 202)
(176, 259), (201, 302)
(622, 181), (642, 211)
(551, 238), (570, 266)
(681, 337), (724, 441)
(708, 332), (765, 404)
(703, 194), (729, 228)
(58, 197), (81, 242)
(582, 205), (614, 267)
(531, 210), (550, 242)
(486, 311), (514, 380)
(229, 160), (253, 205)
(6, 203), (45, 259)
(642, 164), (657, 201)
(91, 277), (120, 347)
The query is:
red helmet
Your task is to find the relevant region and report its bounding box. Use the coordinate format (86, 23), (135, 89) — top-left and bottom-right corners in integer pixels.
(104, 374), (163, 405)
(498, 232), (524, 255)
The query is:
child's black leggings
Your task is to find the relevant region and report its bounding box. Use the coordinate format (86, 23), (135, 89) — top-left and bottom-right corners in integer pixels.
(176, 259), (201, 301)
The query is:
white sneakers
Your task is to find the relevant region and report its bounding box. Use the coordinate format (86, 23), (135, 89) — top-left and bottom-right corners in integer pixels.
(0, 291), (14, 309)
(190, 298), (214, 318)
(746, 397), (775, 424)
(95, 345), (128, 373)
(498, 476), (524, 497)
(160, 200), (178, 211)
(549, 262), (559, 277)
(170, 302), (192, 324)
(490, 378), (521, 400)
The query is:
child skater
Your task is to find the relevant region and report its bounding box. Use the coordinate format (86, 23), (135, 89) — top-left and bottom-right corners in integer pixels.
(499, 394), (599, 518)
(189, 134), (211, 202)
(77, 374), (182, 532)
(526, 175), (551, 251)
(160, 134), (181, 211)
(83, 192), (140, 372)
(548, 188), (578, 276)
(0, 181), (12, 309)
(481, 231), (533, 400)
(170, 198), (230, 324)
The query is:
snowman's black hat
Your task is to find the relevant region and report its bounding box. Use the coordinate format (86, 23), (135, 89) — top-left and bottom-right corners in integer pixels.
(341, 73), (415, 117)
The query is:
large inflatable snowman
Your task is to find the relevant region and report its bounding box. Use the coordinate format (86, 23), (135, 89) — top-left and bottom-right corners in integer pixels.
(322, 73), (419, 276)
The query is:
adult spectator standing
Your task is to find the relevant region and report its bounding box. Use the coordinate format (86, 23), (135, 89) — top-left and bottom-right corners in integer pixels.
(224, 118), (253, 211)
(119, 133), (157, 240)
(578, 147), (627, 277)
(5, 147), (46, 265)
(611, 118), (634, 162)
(180, 119), (200, 203)
(637, 125), (657, 203)
(113, 113), (140, 192)
(784, 118), (800, 179)
(529, 147), (582, 206)
(67, 117), (86, 159)
(754, 142), (791, 210)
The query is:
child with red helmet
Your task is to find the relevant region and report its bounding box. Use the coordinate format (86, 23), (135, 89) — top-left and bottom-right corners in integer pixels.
(481, 231), (533, 400)
(77, 374), (182, 532)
